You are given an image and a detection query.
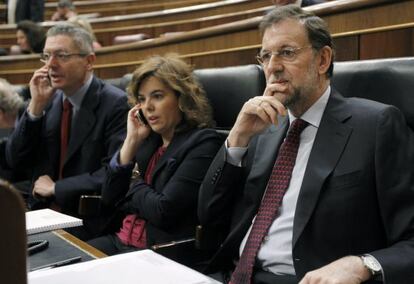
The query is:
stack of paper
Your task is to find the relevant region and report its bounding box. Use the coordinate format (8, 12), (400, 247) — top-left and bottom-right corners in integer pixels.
(26, 209), (83, 235)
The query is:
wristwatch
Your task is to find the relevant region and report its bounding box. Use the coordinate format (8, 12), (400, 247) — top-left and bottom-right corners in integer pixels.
(360, 254), (382, 277)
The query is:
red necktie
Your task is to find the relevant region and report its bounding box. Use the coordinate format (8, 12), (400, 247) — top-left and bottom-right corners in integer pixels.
(230, 118), (308, 284)
(59, 99), (72, 179)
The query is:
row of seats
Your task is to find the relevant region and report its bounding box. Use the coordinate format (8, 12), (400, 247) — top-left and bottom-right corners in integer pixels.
(1, 57), (413, 283)
(7, 56), (413, 142)
(107, 57), (414, 132)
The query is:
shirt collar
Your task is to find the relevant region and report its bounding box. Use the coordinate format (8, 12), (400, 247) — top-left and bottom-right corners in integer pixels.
(62, 75), (93, 110)
(288, 85), (331, 128)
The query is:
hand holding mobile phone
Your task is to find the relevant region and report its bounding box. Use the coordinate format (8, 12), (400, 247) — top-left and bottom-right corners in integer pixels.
(136, 109), (148, 125)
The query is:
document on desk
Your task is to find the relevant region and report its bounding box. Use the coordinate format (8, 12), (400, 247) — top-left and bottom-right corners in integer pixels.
(26, 209), (83, 235)
(28, 249), (221, 284)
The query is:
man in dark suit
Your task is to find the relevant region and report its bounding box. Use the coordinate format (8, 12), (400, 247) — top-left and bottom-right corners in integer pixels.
(199, 5), (414, 284)
(5, 23), (129, 238)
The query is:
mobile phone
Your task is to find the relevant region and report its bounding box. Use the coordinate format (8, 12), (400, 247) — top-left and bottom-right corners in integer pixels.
(136, 109), (148, 125)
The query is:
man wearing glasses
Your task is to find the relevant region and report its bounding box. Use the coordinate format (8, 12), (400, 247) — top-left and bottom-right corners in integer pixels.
(5, 24), (129, 240)
(199, 5), (414, 284)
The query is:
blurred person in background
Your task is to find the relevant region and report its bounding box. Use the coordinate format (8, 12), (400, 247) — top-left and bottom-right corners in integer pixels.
(68, 17), (103, 50)
(14, 0), (44, 23)
(0, 78), (29, 192)
(10, 20), (46, 55)
(0, 78), (25, 130)
(51, 0), (77, 21)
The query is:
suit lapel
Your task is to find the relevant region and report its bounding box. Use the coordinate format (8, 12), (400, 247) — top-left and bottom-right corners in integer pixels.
(64, 77), (100, 164)
(292, 91), (353, 247)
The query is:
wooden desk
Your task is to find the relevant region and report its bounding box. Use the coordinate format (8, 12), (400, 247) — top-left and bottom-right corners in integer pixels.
(54, 229), (106, 258)
(28, 229), (106, 271)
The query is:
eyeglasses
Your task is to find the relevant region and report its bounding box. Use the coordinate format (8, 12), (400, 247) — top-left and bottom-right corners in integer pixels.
(256, 46), (312, 65)
(40, 52), (88, 63)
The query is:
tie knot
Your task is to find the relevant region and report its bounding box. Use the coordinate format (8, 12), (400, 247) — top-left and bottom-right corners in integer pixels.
(288, 118), (308, 136)
(63, 99), (72, 111)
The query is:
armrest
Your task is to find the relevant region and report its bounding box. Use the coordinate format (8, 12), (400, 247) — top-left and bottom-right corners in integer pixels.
(151, 238), (195, 251)
(78, 195), (102, 217)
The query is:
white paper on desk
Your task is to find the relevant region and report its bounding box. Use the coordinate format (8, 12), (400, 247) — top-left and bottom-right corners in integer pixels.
(28, 249), (222, 284)
(26, 208), (83, 235)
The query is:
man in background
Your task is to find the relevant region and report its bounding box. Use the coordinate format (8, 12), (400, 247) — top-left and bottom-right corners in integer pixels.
(51, 0), (77, 21)
(15, 0), (45, 23)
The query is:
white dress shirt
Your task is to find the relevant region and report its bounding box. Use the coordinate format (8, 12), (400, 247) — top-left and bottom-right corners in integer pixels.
(227, 86), (331, 275)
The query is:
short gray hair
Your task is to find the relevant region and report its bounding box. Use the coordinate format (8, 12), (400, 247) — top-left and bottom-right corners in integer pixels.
(260, 5), (334, 77)
(0, 79), (25, 114)
(46, 23), (94, 53)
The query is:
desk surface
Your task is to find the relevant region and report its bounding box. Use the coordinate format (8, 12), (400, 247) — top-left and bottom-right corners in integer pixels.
(28, 229), (106, 271)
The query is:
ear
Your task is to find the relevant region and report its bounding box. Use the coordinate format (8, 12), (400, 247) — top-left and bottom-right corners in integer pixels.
(85, 53), (96, 71)
(317, 46), (333, 76)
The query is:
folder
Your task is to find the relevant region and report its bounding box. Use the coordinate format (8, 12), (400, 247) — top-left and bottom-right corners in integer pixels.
(26, 209), (82, 235)
(29, 250), (221, 284)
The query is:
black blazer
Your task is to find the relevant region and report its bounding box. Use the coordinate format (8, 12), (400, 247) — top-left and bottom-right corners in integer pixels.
(5, 76), (129, 214)
(101, 128), (223, 264)
(199, 90), (414, 283)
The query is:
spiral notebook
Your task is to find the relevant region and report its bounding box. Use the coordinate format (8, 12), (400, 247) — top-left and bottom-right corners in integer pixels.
(26, 209), (83, 235)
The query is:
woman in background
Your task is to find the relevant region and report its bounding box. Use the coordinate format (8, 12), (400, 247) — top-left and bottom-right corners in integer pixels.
(10, 20), (45, 54)
(88, 54), (222, 268)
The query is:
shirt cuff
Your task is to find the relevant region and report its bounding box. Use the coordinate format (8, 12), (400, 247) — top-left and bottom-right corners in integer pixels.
(225, 139), (247, 167)
(110, 151), (134, 171)
(26, 109), (44, 121)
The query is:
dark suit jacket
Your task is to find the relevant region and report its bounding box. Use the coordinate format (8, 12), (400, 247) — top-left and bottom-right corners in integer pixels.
(199, 90), (414, 283)
(101, 128), (223, 265)
(15, 0), (44, 22)
(301, 0), (326, 7)
(5, 76), (129, 215)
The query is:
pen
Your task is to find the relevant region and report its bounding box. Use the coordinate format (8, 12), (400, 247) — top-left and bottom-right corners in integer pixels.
(30, 256), (82, 272)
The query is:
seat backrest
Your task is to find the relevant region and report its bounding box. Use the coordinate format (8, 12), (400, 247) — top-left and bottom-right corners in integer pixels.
(109, 58), (414, 132)
(332, 57), (414, 131)
(0, 179), (27, 284)
(194, 65), (266, 130)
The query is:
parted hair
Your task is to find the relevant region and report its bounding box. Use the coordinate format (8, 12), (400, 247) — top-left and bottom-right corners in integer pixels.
(127, 53), (215, 132)
(260, 5), (335, 77)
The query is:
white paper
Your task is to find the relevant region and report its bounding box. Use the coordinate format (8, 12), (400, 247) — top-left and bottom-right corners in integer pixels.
(28, 250), (222, 284)
(26, 209), (83, 235)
